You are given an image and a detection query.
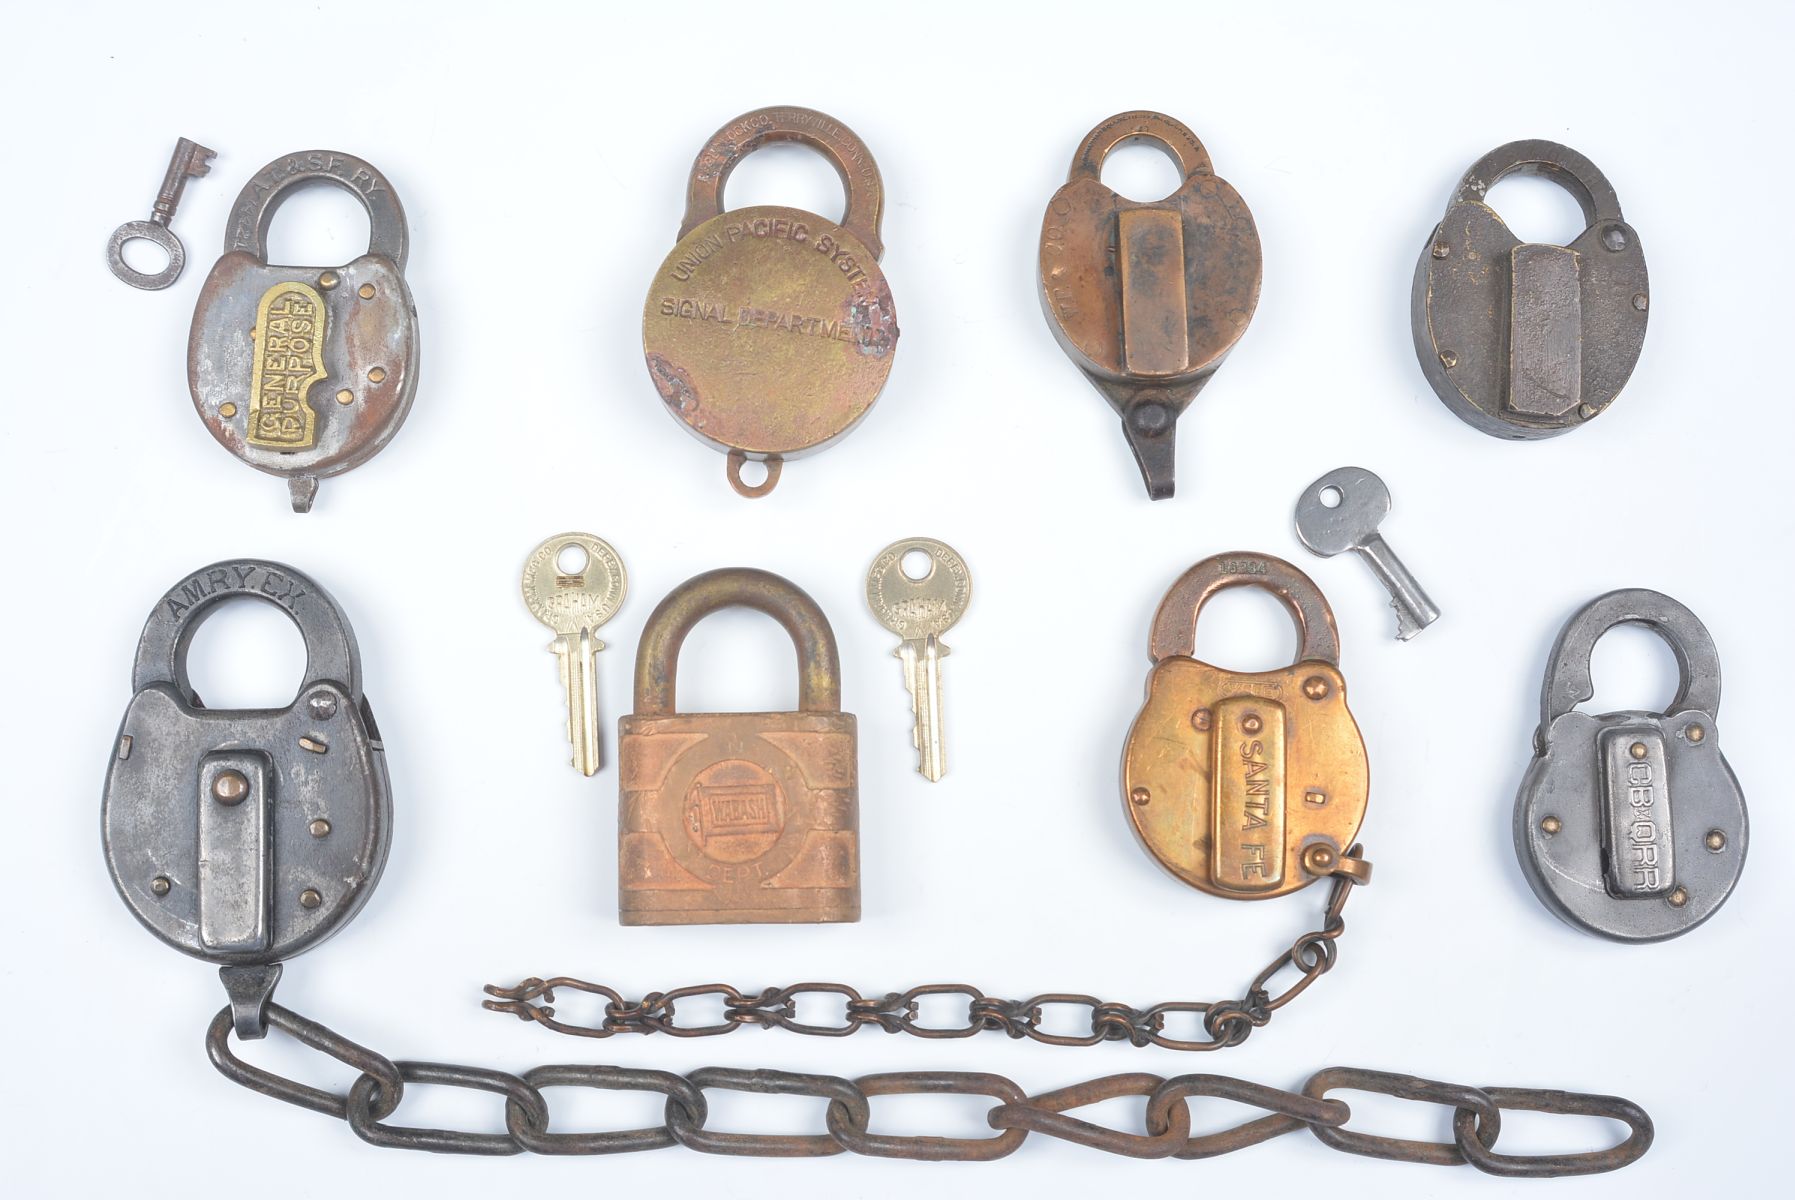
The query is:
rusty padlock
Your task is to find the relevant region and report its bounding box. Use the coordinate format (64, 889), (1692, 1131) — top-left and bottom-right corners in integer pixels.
(641, 107), (898, 498)
(1412, 140), (1649, 438)
(189, 151), (419, 512)
(1122, 553), (1372, 899)
(1040, 112), (1262, 500)
(618, 568), (858, 925)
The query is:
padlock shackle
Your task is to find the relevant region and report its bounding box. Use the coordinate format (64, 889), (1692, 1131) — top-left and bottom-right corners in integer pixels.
(1452, 139), (1624, 229)
(634, 568), (841, 716)
(1538, 588), (1722, 727)
(225, 150), (408, 269)
(678, 106), (886, 258)
(131, 560), (360, 707)
(1149, 552), (1340, 667)
(1068, 111), (1214, 187)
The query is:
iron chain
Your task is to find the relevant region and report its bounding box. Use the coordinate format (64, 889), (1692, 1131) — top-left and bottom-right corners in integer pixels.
(205, 1001), (1652, 1173)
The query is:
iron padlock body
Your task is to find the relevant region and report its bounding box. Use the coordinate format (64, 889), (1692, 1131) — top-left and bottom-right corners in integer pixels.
(641, 107), (898, 498)
(1122, 554), (1368, 900)
(618, 568), (858, 925)
(1040, 112), (1262, 499)
(102, 561), (391, 966)
(190, 152), (420, 512)
(1413, 140), (1648, 439)
(1515, 590), (1747, 942)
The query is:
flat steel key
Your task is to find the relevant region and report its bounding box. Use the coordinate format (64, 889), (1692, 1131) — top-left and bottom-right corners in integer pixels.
(867, 538), (972, 782)
(106, 137), (216, 290)
(1294, 466), (1440, 641)
(522, 534), (628, 776)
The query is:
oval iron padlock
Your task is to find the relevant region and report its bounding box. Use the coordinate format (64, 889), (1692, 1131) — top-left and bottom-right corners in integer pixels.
(617, 568), (858, 925)
(102, 561), (392, 974)
(1515, 590), (1747, 942)
(1040, 112), (1262, 500)
(190, 152), (420, 512)
(1412, 140), (1648, 439)
(641, 107), (899, 498)
(1122, 553), (1370, 900)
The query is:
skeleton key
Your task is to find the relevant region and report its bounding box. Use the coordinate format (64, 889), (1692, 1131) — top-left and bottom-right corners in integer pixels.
(866, 539), (971, 782)
(522, 534), (628, 776)
(1294, 467), (1440, 641)
(106, 137), (216, 290)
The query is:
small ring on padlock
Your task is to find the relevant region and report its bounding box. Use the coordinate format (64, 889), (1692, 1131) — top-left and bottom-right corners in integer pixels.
(677, 106), (886, 258)
(725, 451), (783, 500)
(1147, 552), (1340, 666)
(1068, 110), (1214, 186)
(1452, 139), (1625, 228)
(225, 150), (409, 269)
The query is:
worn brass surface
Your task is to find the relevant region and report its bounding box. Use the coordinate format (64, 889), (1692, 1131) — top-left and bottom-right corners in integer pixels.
(642, 107), (898, 497)
(1122, 553), (1369, 900)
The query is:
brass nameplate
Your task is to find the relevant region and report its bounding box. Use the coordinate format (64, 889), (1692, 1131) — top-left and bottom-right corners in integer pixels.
(247, 281), (327, 448)
(1210, 696), (1287, 892)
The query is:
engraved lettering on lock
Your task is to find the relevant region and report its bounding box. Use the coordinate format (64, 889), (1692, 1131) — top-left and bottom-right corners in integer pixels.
(684, 759), (787, 864)
(1599, 728), (1674, 899)
(246, 281), (328, 449)
(162, 563), (310, 619)
(1210, 697), (1287, 891)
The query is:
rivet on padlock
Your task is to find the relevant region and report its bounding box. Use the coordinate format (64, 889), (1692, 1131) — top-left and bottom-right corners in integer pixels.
(642, 108), (898, 498)
(101, 560), (391, 1036)
(1412, 140), (1648, 439)
(1515, 590), (1747, 942)
(189, 152), (420, 511)
(1121, 553), (1371, 899)
(1040, 112), (1262, 500)
(617, 568), (858, 925)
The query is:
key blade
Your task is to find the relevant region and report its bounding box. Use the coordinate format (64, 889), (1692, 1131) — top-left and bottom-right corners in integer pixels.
(1356, 533), (1440, 640)
(552, 630), (603, 775)
(898, 636), (949, 782)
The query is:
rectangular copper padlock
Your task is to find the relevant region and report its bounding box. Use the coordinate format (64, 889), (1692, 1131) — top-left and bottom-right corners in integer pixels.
(618, 568), (858, 925)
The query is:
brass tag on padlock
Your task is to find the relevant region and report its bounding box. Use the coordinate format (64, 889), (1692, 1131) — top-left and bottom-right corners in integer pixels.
(1040, 113), (1262, 500)
(641, 108), (898, 498)
(617, 568), (858, 925)
(1122, 554), (1370, 899)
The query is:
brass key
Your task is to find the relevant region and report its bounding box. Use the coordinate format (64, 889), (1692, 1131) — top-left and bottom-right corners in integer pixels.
(522, 534), (627, 776)
(866, 539), (971, 782)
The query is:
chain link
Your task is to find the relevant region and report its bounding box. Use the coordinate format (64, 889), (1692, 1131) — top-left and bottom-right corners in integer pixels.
(483, 847), (1362, 1052)
(203, 1001), (1652, 1173)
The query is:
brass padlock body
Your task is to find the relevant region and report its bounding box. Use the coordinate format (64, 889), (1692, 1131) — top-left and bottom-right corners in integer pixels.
(1122, 554), (1368, 900)
(618, 568), (858, 925)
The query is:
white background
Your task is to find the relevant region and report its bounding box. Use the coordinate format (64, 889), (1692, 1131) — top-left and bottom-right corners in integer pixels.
(2, 0), (1788, 1193)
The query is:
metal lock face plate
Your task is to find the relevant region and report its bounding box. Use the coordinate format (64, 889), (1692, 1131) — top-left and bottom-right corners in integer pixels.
(190, 152), (420, 511)
(1040, 112), (1262, 499)
(102, 561), (391, 965)
(642, 107), (898, 498)
(1122, 554), (1368, 900)
(618, 568), (858, 925)
(1413, 140), (1647, 439)
(1515, 590), (1747, 942)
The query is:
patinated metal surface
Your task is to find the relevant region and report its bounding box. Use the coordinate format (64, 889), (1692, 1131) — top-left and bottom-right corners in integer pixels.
(1123, 553), (1371, 899)
(106, 137), (214, 290)
(619, 567), (858, 924)
(642, 107), (898, 497)
(1412, 139), (1648, 439)
(1039, 112), (1262, 499)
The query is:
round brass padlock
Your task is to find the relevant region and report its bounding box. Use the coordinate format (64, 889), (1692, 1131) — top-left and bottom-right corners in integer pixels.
(641, 107), (899, 498)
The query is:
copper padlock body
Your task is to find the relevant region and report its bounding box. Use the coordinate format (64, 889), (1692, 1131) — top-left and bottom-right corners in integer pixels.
(189, 152), (419, 512)
(618, 568), (858, 925)
(642, 107), (898, 498)
(1122, 554), (1369, 900)
(1039, 113), (1262, 499)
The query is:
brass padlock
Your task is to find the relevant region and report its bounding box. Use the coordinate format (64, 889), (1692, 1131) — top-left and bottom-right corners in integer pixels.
(641, 107), (898, 498)
(1040, 112), (1262, 500)
(618, 568), (858, 925)
(189, 151), (419, 512)
(1122, 553), (1371, 899)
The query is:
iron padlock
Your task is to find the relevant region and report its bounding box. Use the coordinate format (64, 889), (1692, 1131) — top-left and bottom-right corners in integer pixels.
(618, 568), (858, 925)
(1122, 553), (1371, 899)
(190, 152), (420, 512)
(1515, 590), (1747, 942)
(1040, 112), (1262, 500)
(641, 107), (898, 498)
(101, 560), (391, 1034)
(1412, 140), (1648, 439)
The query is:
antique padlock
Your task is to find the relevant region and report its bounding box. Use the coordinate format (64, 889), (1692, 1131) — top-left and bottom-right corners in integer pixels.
(641, 107), (898, 498)
(1412, 140), (1648, 439)
(1515, 590), (1747, 942)
(618, 568), (858, 924)
(190, 152), (420, 512)
(1040, 112), (1262, 500)
(1122, 553), (1371, 898)
(101, 560), (390, 1035)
